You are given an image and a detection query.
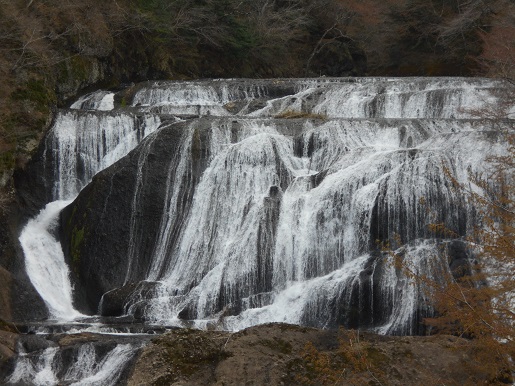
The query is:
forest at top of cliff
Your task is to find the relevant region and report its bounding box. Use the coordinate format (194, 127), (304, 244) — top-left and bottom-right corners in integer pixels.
(0, 0), (513, 194)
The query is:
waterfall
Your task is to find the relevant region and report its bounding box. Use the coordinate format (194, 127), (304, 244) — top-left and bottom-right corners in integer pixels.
(70, 90), (115, 111)
(18, 78), (514, 334)
(7, 346), (59, 386)
(48, 110), (161, 200)
(6, 341), (140, 386)
(10, 77), (512, 383)
(127, 121), (502, 333)
(20, 106), (161, 319)
(66, 344), (138, 386)
(19, 200), (79, 320)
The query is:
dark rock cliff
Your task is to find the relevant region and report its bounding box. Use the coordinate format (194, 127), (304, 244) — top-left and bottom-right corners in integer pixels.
(58, 119), (211, 314)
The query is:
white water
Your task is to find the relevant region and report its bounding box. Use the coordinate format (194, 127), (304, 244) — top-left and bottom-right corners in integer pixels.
(6, 342), (138, 386)
(11, 77), (512, 384)
(71, 91), (115, 111)
(48, 111), (161, 200)
(20, 78), (514, 332)
(114, 78), (513, 333)
(19, 103), (162, 322)
(19, 200), (81, 320)
(134, 121), (504, 333)
(7, 346), (59, 386)
(68, 344), (137, 386)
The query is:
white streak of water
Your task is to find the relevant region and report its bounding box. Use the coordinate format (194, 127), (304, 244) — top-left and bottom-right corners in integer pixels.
(50, 112), (161, 200)
(6, 342), (138, 386)
(70, 91), (115, 111)
(7, 346), (59, 386)
(19, 200), (83, 320)
(68, 344), (136, 386)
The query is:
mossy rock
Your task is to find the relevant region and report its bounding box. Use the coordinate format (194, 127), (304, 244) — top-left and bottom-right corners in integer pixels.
(0, 151), (15, 173)
(259, 337), (293, 355)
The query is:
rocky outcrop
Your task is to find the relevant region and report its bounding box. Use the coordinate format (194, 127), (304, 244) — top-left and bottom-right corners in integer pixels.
(13, 140), (57, 219)
(127, 323), (510, 385)
(3, 323), (508, 385)
(0, 329), (18, 383)
(59, 120), (209, 314)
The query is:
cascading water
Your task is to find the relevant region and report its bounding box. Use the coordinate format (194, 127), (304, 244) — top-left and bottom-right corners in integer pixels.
(9, 96), (162, 384)
(20, 108), (161, 319)
(55, 79), (514, 328)
(19, 200), (78, 320)
(7, 339), (141, 386)
(8, 77), (513, 384)
(122, 119), (501, 333)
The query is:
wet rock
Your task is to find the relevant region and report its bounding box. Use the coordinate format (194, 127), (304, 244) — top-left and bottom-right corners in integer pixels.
(447, 240), (472, 279)
(20, 334), (56, 353)
(100, 281), (160, 317)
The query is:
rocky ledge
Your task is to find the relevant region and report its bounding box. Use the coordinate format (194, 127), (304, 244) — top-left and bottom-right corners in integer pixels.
(128, 323), (510, 385)
(1, 322), (510, 385)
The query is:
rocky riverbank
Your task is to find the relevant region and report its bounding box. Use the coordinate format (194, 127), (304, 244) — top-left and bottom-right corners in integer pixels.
(1, 323), (509, 385)
(128, 323), (509, 385)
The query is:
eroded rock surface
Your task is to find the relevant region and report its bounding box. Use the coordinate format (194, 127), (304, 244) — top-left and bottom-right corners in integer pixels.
(128, 323), (506, 385)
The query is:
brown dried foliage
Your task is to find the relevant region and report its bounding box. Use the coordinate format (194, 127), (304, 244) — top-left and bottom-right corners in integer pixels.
(294, 329), (386, 386)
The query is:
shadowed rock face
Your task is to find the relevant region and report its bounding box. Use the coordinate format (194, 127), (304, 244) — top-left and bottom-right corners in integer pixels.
(59, 123), (187, 314)
(15, 77), (511, 334)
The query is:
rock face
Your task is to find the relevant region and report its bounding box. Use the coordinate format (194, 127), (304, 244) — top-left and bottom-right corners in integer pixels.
(47, 78), (514, 334)
(59, 121), (192, 314)
(0, 322), (18, 383)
